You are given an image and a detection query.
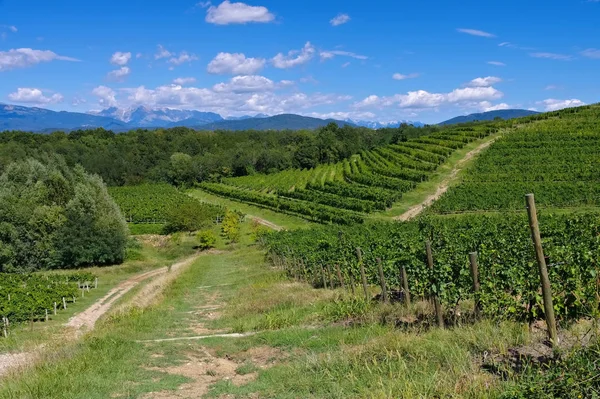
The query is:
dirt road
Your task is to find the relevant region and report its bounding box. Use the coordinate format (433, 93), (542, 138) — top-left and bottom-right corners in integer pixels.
(249, 216), (284, 231)
(394, 138), (497, 222)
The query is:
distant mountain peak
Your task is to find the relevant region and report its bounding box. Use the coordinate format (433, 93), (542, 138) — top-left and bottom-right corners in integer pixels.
(439, 109), (539, 125)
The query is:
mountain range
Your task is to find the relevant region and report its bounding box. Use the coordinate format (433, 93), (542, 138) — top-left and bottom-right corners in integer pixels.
(0, 103), (537, 132)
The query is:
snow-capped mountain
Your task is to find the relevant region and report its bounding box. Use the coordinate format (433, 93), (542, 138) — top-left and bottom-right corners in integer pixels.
(89, 106), (223, 127)
(346, 119), (425, 128)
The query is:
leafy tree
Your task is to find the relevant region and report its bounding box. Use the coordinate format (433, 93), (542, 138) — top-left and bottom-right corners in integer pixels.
(221, 210), (241, 243)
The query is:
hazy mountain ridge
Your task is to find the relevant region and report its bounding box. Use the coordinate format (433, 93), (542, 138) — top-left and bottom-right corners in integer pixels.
(439, 109), (539, 125)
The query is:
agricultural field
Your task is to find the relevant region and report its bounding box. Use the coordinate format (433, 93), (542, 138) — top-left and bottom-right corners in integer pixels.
(432, 105), (600, 213)
(199, 122), (502, 224)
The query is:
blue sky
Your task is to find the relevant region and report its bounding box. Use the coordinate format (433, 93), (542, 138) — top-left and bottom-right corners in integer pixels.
(0, 0), (598, 123)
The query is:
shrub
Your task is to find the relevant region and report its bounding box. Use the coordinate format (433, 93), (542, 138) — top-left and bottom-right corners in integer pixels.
(196, 230), (217, 250)
(221, 210), (241, 243)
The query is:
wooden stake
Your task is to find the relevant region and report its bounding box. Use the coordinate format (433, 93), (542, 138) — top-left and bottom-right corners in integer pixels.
(326, 265), (334, 289)
(54, 302), (57, 316)
(356, 248), (369, 301)
(320, 266), (328, 289)
(376, 258), (388, 303)
(45, 309), (49, 322)
(62, 297), (67, 310)
(425, 241), (445, 328)
(469, 252), (481, 317)
(525, 194), (558, 347)
(335, 264), (346, 290)
(401, 265), (411, 306)
(95, 278), (98, 289)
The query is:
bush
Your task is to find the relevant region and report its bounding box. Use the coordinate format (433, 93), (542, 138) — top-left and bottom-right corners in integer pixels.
(196, 230), (217, 250)
(162, 201), (217, 234)
(0, 157), (128, 271)
(221, 210), (242, 243)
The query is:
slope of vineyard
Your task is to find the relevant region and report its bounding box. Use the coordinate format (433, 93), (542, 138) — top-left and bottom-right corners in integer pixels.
(431, 104), (600, 213)
(199, 122), (504, 224)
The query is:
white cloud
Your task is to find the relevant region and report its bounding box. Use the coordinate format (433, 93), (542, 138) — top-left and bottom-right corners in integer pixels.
(136, 53), (143, 59)
(205, 1), (275, 25)
(207, 52), (266, 74)
(545, 85), (559, 90)
(581, 48), (600, 59)
(466, 76), (502, 87)
(212, 75), (277, 93)
(330, 13), (350, 26)
(110, 51), (131, 66)
(540, 98), (585, 112)
(107, 66), (131, 81)
(487, 61), (506, 66)
(305, 111), (376, 120)
(8, 88), (63, 104)
(341, 62), (350, 68)
(0, 48), (79, 71)
(354, 85), (503, 110)
(457, 28), (496, 38)
(272, 42), (315, 69)
(530, 52), (572, 61)
(482, 102), (510, 111)
(168, 52), (198, 66)
(299, 76), (318, 84)
(155, 45), (172, 60)
(392, 73), (419, 80)
(319, 50), (367, 61)
(8, 26), (17, 33)
(173, 77), (197, 85)
(92, 85), (118, 107)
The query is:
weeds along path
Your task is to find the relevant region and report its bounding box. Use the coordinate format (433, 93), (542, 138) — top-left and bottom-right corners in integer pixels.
(66, 254), (202, 333)
(394, 137), (498, 222)
(249, 215), (284, 231)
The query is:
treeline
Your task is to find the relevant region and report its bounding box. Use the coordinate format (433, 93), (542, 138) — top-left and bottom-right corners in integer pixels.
(0, 123), (437, 187)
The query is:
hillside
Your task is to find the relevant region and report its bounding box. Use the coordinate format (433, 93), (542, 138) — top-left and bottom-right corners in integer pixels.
(438, 109), (538, 125)
(194, 114), (353, 131)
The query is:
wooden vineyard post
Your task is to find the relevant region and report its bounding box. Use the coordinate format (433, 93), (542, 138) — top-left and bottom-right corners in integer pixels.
(62, 297), (67, 310)
(335, 264), (346, 290)
(2, 317), (8, 338)
(469, 252), (481, 318)
(376, 258), (389, 303)
(54, 302), (57, 316)
(425, 241), (445, 328)
(45, 309), (49, 322)
(525, 194), (558, 347)
(400, 266), (411, 306)
(356, 248), (369, 301)
(320, 266), (328, 289)
(95, 278), (98, 289)
(326, 265), (334, 289)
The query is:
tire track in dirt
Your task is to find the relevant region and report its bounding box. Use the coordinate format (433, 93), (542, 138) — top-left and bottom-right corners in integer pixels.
(394, 138), (498, 222)
(249, 216), (284, 231)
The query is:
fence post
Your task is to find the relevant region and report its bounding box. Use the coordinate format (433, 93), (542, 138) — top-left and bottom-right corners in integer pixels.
(320, 266), (328, 289)
(525, 194), (558, 347)
(95, 277), (98, 289)
(335, 264), (346, 290)
(326, 265), (334, 289)
(376, 258), (389, 303)
(401, 265), (411, 306)
(469, 252), (481, 317)
(54, 302), (57, 316)
(426, 241), (445, 328)
(63, 297), (67, 310)
(356, 248), (369, 301)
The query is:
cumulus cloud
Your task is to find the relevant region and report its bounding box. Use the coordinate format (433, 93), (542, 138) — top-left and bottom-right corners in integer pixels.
(487, 61), (506, 66)
(530, 52), (572, 61)
(319, 50), (367, 61)
(272, 42), (315, 69)
(392, 73), (419, 80)
(581, 48), (600, 59)
(168, 52), (198, 66)
(354, 85), (503, 110)
(173, 77), (197, 85)
(212, 75), (282, 93)
(110, 51), (131, 66)
(207, 52), (266, 74)
(8, 88), (63, 104)
(330, 13), (350, 26)
(466, 76), (502, 87)
(205, 1), (275, 25)
(482, 102), (510, 111)
(0, 48), (79, 71)
(457, 28), (495, 38)
(155, 45), (172, 60)
(540, 98), (585, 111)
(107, 66), (131, 81)
(92, 85), (118, 107)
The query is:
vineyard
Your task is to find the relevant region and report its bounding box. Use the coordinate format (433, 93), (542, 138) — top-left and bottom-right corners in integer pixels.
(262, 210), (600, 324)
(109, 184), (224, 225)
(432, 105), (600, 213)
(0, 271), (97, 333)
(199, 123), (501, 224)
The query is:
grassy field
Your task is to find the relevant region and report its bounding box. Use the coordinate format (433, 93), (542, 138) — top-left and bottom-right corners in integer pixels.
(1, 223), (573, 399)
(188, 188), (315, 230)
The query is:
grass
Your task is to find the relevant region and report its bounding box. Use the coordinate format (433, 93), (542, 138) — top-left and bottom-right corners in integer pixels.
(0, 224), (540, 398)
(188, 188), (315, 230)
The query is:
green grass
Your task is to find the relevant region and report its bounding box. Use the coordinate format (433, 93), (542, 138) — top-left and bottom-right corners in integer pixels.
(0, 225), (539, 399)
(127, 223), (165, 235)
(188, 188), (315, 230)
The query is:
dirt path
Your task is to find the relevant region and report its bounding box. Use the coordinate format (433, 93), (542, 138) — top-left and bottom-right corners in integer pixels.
(249, 216), (284, 231)
(394, 138), (497, 222)
(66, 254), (202, 332)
